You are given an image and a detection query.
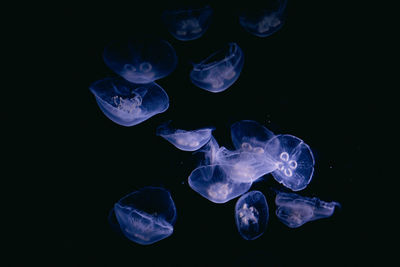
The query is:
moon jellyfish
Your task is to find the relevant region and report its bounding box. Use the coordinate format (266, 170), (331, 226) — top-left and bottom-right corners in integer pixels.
(113, 187), (177, 245)
(190, 42), (244, 93)
(235, 191), (269, 240)
(188, 164), (252, 204)
(162, 5), (213, 41)
(230, 120), (275, 152)
(239, 0), (288, 37)
(89, 77), (169, 127)
(215, 147), (277, 183)
(103, 37), (177, 84)
(156, 122), (214, 151)
(265, 134), (315, 191)
(275, 191), (341, 228)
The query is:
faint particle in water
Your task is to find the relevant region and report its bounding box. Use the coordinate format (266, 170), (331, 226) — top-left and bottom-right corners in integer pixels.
(188, 164), (252, 204)
(239, 0), (288, 37)
(103, 37), (177, 84)
(275, 191), (341, 228)
(156, 121), (214, 151)
(235, 190), (269, 240)
(265, 134), (315, 191)
(190, 42), (244, 93)
(162, 5), (213, 41)
(113, 187), (177, 245)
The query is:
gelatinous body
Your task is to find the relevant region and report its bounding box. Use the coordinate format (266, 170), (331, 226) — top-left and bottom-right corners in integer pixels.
(156, 122), (214, 151)
(113, 187), (177, 245)
(190, 43), (244, 93)
(265, 134), (315, 191)
(275, 191), (340, 228)
(163, 5), (213, 41)
(89, 77), (169, 127)
(231, 120), (275, 152)
(235, 191), (269, 240)
(103, 37), (177, 84)
(188, 164), (252, 204)
(239, 0), (288, 37)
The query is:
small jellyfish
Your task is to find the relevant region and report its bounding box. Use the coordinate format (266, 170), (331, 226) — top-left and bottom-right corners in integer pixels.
(190, 43), (244, 93)
(188, 164), (252, 204)
(163, 5), (213, 41)
(113, 187), (177, 245)
(89, 77), (169, 127)
(230, 120), (275, 152)
(103, 37), (177, 84)
(235, 191), (269, 240)
(239, 0), (288, 37)
(275, 191), (341, 228)
(265, 134), (315, 191)
(156, 121), (214, 151)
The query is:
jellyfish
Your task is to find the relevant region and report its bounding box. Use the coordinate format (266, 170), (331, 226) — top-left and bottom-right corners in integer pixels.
(275, 191), (341, 228)
(239, 0), (288, 37)
(103, 37), (177, 84)
(156, 121), (215, 151)
(188, 164), (252, 204)
(264, 134), (315, 191)
(89, 77), (169, 127)
(163, 5), (213, 41)
(230, 120), (276, 152)
(113, 187), (177, 245)
(235, 191), (269, 240)
(190, 42), (244, 93)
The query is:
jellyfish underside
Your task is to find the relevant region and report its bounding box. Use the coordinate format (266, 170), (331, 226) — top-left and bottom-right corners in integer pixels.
(113, 187), (177, 245)
(275, 192), (340, 228)
(235, 191), (269, 240)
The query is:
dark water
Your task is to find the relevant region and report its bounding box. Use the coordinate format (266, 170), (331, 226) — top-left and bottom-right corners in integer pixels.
(32, 1), (381, 266)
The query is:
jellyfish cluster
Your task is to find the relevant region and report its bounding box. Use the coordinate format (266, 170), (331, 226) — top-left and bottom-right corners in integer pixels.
(88, 1), (341, 245)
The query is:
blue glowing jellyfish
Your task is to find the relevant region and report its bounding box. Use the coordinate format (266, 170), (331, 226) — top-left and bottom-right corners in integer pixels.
(265, 134), (315, 191)
(89, 77), (169, 127)
(113, 187), (177, 245)
(275, 191), (341, 228)
(163, 5), (213, 41)
(103, 37), (177, 84)
(231, 120), (276, 152)
(239, 0), (288, 37)
(188, 164), (252, 204)
(215, 147), (277, 183)
(235, 190), (269, 240)
(156, 121), (214, 151)
(190, 43), (244, 93)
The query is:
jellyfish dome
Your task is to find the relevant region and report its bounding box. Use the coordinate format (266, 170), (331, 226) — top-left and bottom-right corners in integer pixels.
(156, 121), (215, 151)
(163, 5), (213, 41)
(103, 37), (177, 84)
(113, 187), (177, 245)
(265, 134), (315, 191)
(190, 42), (244, 93)
(239, 0), (288, 37)
(235, 190), (269, 240)
(230, 120), (275, 152)
(89, 77), (169, 127)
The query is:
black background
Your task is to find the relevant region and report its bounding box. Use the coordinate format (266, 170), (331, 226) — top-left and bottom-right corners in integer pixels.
(21, 0), (382, 266)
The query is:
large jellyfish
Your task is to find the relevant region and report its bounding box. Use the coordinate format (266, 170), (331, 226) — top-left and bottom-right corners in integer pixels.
(113, 187), (177, 245)
(188, 164), (252, 204)
(89, 77), (169, 127)
(190, 42), (244, 93)
(162, 5), (213, 41)
(235, 191), (269, 240)
(230, 120), (275, 152)
(264, 134), (315, 191)
(275, 191), (341, 228)
(239, 0), (288, 37)
(156, 121), (214, 151)
(103, 37), (177, 84)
